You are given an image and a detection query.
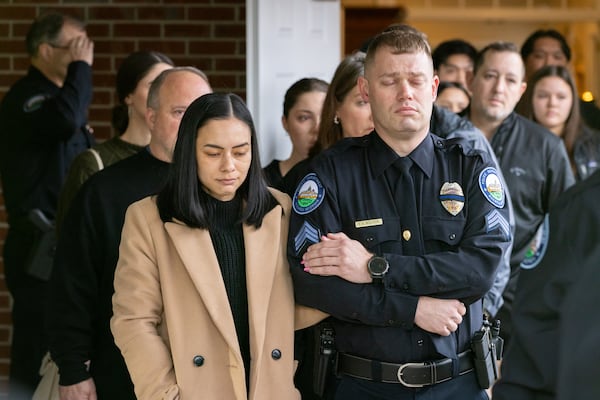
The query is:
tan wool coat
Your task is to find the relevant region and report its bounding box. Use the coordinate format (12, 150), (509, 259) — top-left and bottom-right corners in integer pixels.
(111, 190), (325, 400)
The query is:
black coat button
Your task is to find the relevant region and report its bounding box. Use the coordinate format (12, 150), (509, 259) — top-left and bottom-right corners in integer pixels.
(271, 349), (282, 360)
(192, 355), (204, 367)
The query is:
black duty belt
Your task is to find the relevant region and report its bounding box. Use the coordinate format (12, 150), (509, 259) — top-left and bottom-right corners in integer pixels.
(337, 350), (474, 387)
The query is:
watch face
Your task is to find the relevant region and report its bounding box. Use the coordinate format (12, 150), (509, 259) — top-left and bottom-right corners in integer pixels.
(369, 257), (389, 275)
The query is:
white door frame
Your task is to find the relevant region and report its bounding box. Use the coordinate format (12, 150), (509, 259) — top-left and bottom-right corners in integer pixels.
(246, 0), (341, 166)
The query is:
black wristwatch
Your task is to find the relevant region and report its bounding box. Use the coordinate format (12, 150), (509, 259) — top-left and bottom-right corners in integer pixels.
(367, 256), (389, 284)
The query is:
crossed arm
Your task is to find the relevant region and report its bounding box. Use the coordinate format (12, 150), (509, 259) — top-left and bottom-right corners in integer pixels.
(300, 231), (466, 336)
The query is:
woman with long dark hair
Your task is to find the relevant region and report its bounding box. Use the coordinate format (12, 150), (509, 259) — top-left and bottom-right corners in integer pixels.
(517, 65), (600, 180)
(263, 78), (328, 187)
(111, 93), (324, 400)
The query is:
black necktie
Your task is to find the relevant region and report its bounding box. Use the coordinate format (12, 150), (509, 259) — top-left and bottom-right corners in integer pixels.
(394, 157), (422, 255)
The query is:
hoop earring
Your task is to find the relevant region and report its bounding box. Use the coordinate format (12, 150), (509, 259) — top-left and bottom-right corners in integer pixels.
(333, 115), (340, 125)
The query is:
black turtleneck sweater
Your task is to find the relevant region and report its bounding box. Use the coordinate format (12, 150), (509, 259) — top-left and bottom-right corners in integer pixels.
(206, 194), (250, 381)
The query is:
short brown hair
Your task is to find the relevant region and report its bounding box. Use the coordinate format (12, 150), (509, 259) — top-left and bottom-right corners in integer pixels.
(364, 28), (432, 73)
(474, 41), (523, 79)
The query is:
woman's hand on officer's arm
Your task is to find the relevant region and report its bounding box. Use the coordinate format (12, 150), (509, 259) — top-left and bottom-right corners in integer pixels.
(302, 232), (372, 284)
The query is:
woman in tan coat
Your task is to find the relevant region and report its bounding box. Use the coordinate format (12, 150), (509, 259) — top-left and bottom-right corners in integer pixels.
(111, 93), (324, 400)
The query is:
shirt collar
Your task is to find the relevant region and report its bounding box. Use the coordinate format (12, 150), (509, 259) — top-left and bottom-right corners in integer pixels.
(368, 131), (434, 179)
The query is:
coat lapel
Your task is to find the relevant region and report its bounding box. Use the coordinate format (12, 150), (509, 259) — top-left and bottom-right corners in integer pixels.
(164, 204), (283, 379)
(244, 205), (281, 362)
(164, 221), (241, 358)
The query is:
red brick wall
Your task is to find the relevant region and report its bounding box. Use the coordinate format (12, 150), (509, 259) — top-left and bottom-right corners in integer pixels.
(0, 1), (246, 396)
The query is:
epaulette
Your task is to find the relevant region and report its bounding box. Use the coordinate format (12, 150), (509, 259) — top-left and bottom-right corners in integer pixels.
(321, 135), (369, 158)
(434, 134), (489, 160)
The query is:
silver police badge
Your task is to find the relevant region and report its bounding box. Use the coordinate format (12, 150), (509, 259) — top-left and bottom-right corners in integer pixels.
(439, 182), (465, 216)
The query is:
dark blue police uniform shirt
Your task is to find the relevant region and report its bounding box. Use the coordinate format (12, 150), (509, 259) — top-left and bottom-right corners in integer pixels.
(0, 62), (94, 222)
(288, 131), (511, 363)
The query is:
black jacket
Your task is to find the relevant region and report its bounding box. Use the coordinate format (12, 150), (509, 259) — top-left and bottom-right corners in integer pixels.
(573, 125), (600, 181)
(0, 63), (94, 223)
(47, 150), (169, 399)
(489, 113), (574, 317)
(493, 169), (600, 400)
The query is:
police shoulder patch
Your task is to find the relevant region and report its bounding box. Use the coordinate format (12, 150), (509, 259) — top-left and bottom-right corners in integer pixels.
(292, 173), (325, 215)
(23, 94), (47, 113)
(479, 167), (505, 208)
(520, 214), (550, 270)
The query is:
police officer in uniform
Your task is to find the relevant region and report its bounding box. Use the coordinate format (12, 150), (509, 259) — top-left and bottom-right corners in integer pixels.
(493, 169), (600, 400)
(0, 12), (94, 398)
(288, 28), (511, 399)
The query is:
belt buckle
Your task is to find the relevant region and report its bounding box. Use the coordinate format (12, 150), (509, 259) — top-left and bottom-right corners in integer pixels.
(397, 362), (428, 388)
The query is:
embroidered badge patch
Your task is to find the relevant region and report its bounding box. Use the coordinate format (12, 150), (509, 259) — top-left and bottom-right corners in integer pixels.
(485, 209), (511, 241)
(293, 173), (325, 215)
(479, 167), (505, 208)
(520, 214), (550, 270)
(439, 182), (465, 216)
(23, 94), (47, 113)
(294, 221), (320, 256)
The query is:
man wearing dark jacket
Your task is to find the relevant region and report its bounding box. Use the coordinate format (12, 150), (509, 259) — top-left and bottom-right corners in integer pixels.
(467, 41), (574, 347)
(46, 67), (211, 399)
(0, 12), (94, 398)
(493, 170), (600, 400)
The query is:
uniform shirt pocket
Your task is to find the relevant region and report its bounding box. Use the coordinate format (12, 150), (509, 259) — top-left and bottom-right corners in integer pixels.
(421, 216), (465, 252)
(345, 217), (402, 253)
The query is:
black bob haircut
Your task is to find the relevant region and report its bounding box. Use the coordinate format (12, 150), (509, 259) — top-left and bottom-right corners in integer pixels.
(157, 92), (278, 229)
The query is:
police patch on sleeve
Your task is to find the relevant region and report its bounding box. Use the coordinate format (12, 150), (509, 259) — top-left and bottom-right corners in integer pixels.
(23, 94), (47, 113)
(479, 167), (505, 208)
(292, 173), (325, 215)
(520, 214), (550, 270)
(294, 221), (321, 256)
(485, 209), (511, 241)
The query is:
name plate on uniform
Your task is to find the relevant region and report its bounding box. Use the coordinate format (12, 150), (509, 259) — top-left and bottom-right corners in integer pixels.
(355, 218), (383, 228)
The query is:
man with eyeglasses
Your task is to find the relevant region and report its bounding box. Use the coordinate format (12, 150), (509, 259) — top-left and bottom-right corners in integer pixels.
(0, 11), (94, 399)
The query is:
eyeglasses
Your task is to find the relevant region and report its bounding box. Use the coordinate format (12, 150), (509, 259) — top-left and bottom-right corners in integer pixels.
(47, 43), (70, 50)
